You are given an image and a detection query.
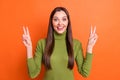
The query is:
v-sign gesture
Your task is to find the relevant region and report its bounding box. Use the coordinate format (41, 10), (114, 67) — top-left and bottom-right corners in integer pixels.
(87, 26), (98, 53)
(22, 26), (32, 48)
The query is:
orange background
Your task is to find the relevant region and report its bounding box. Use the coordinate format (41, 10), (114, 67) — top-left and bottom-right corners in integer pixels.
(0, 0), (120, 80)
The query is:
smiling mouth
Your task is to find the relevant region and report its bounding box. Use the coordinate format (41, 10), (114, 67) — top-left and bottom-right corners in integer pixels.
(57, 26), (64, 31)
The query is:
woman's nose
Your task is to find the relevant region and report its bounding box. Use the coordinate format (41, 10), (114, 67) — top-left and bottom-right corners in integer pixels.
(58, 20), (62, 25)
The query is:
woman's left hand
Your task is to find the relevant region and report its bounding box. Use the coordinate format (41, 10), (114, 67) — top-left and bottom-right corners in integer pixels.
(87, 26), (98, 53)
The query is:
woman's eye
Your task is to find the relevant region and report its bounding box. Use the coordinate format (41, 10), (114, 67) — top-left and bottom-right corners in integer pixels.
(53, 19), (58, 21)
(63, 18), (67, 21)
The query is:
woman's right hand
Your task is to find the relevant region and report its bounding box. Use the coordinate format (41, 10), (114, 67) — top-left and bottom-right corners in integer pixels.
(22, 26), (33, 58)
(22, 26), (32, 48)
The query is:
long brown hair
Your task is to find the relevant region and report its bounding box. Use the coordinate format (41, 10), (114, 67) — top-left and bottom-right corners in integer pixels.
(43, 7), (74, 70)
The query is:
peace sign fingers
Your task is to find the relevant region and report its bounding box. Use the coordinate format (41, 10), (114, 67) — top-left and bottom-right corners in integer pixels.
(88, 25), (98, 49)
(23, 26), (30, 35)
(23, 26), (27, 35)
(22, 26), (32, 47)
(90, 25), (96, 35)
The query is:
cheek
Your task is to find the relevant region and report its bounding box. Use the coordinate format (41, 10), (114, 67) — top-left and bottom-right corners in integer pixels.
(65, 21), (68, 27)
(52, 21), (58, 27)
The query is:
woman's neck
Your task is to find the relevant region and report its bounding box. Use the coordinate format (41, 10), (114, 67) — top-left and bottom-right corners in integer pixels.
(54, 31), (66, 40)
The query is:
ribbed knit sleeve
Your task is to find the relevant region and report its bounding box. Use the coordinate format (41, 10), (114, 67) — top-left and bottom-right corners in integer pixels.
(74, 39), (93, 77)
(27, 39), (45, 78)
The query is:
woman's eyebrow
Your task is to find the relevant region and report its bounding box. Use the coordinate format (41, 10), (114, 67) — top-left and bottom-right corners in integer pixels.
(53, 16), (67, 19)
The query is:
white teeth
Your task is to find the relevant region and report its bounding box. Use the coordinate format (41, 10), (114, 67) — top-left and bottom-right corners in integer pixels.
(58, 27), (62, 29)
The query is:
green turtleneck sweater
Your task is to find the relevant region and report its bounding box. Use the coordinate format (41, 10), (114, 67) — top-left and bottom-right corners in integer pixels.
(27, 31), (93, 80)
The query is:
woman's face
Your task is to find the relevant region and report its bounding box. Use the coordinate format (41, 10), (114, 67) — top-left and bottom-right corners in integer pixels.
(52, 10), (68, 34)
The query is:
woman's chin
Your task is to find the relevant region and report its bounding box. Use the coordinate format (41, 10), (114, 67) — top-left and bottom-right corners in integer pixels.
(56, 30), (65, 34)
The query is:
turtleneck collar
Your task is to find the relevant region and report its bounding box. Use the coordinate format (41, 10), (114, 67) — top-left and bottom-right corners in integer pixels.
(54, 31), (66, 40)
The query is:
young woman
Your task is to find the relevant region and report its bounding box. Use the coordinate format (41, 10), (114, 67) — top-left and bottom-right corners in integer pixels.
(22, 7), (98, 80)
